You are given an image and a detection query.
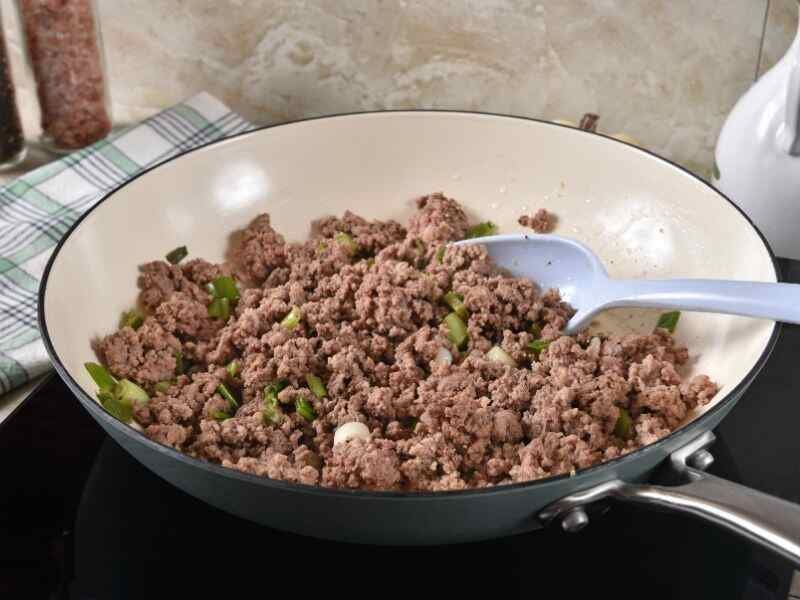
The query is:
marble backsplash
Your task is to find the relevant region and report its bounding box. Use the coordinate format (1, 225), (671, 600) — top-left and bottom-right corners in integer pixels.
(1, 0), (797, 176)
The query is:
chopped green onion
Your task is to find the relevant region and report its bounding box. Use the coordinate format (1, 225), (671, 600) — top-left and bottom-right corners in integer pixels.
(528, 339), (551, 357)
(217, 383), (238, 411)
(466, 221), (498, 239)
(165, 245), (188, 264)
(281, 306), (302, 330)
(414, 239), (426, 256)
(334, 232), (359, 255)
(120, 308), (144, 330)
(529, 323), (542, 339)
(84, 362), (117, 391)
(98, 390), (133, 422)
(365, 257), (375, 268)
(174, 350), (185, 375)
(212, 410), (230, 422)
(154, 381), (172, 394)
(113, 379), (150, 405)
(306, 374), (327, 399)
(656, 311), (681, 334)
(443, 291), (468, 319)
(444, 312), (469, 350)
(295, 397), (317, 422)
(211, 276), (240, 301)
(208, 297), (231, 321)
(317, 241), (327, 252)
(436, 247), (445, 263)
(262, 398), (284, 425)
(614, 407), (634, 439)
(262, 382), (288, 425)
(263, 380), (289, 404)
(487, 345), (516, 367)
(226, 359), (240, 378)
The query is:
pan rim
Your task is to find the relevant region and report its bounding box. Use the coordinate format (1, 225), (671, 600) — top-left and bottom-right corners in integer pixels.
(37, 109), (782, 501)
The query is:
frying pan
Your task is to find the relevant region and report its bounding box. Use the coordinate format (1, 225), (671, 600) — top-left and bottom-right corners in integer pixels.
(38, 111), (800, 563)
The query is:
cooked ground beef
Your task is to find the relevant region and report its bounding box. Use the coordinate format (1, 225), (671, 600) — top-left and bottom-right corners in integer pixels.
(94, 192), (717, 491)
(519, 209), (557, 234)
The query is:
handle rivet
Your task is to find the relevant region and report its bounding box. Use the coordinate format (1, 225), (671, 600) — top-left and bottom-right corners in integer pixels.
(687, 449), (714, 471)
(561, 507), (589, 533)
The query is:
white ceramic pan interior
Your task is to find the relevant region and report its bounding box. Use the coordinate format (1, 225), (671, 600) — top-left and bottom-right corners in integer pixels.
(42, 112), (777, 437)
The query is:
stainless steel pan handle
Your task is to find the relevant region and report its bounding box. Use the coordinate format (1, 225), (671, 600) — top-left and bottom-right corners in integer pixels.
(540, 431), (800, 566)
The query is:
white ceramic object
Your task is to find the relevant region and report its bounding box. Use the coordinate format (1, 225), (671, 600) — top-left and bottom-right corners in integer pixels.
(42, 111), (776, 433)
(713, 2), (800, 260)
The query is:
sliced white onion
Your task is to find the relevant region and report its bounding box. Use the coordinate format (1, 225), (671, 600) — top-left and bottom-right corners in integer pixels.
(433, 346), (453, 366)
(334, 421), (370, 446)
(487, 345), (516, 367)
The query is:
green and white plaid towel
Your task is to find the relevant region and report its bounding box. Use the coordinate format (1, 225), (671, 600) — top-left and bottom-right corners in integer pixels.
(0, 92), (252, 395)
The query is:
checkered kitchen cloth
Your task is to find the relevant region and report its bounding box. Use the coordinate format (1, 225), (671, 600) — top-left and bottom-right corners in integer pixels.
(0, 92), (253, 395)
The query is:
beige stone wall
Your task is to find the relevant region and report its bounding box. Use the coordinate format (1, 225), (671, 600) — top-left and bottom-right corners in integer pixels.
(3, 0), (797, 176)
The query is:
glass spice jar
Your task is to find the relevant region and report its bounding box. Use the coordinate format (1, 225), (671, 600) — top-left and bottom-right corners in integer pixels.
(16, 0), (111, 152)
(0, 5), (26, 170)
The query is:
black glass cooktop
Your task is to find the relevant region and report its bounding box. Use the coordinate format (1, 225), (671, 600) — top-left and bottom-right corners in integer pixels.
(2, 260), (800, 600)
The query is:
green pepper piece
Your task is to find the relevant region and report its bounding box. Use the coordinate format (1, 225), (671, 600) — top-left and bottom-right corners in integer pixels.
(165, 245), (188, 264)
(529, 323), (542, 339)
(444, 312), (469, 350)
(466, 221), (498, 239)
(443, 291), (468, 319)
(154, 381), (172, 394)
(656, 311), (681, 334)
(614, 407), (634, 439)
(85, 362), (117, 391)
(305, 373), (327, 399)
(295, 397), (317, 422)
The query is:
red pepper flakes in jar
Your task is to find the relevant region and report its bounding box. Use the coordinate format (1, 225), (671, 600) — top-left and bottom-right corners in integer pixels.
(17, 0), (111, 151)
(0, 5), (25, 169)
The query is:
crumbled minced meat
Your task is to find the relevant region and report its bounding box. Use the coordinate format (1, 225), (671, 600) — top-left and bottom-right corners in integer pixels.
(95, 192), (718, 491)
(519, 209), (557, 234)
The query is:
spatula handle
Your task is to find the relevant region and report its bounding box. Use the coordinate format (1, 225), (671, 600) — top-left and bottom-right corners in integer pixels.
(606, 279), (800, 324)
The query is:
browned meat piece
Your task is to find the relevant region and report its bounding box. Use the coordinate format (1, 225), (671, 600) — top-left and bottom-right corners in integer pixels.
(97, 318), (181, 385)
(408, 192), (470, 242)
(519, 208), (557, 233)
(228, 214), (287, 285)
